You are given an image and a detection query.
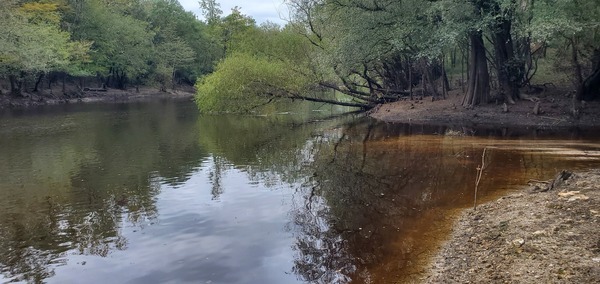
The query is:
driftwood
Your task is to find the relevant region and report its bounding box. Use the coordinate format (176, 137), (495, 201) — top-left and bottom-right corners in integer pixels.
(530, 170), (573, 193)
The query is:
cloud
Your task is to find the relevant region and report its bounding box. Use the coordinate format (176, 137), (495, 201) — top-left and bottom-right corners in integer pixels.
(178, 0), (289, 24)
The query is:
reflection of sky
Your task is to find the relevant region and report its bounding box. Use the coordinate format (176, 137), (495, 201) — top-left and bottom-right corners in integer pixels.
(48, 162), (300, 284)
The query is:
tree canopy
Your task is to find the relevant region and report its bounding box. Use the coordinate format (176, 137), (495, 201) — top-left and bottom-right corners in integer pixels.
(194, 0), (600, 113)
(2, 0), (597, 109)
(0, 0), (222, 95)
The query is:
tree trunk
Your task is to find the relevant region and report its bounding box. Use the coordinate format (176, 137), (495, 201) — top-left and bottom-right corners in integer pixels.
(9, 75), (22, 96)
(425, 66), (438, 97)
(104, 69), (111, 88)
(570, 38), (584, 88)
(462, 32), (490, 107)
(451, 48), (457, 68)
(461, 47), (466, 93)
(33, 73), (44, 92)
(441, 55), (449, 98)
(172, 69), (177, 91)
(492, 18), (520, 104)
(576, 48), (600, 101)
(409, 61), (413, 100)
(111, 69), (127, 90)
(421, 68), (428, 97)
(517, 0), (535, 86)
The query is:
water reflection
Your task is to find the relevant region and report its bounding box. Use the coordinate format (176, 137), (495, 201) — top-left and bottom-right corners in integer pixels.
(287, 120), (600, 283)
(1, 102), (600, 283)
(0, 101), (205, 283)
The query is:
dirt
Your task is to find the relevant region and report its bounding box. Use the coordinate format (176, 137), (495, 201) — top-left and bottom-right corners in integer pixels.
(416, 170), (600, 283)
(370, 88), (600, 128)
(0, 86), (195, 109)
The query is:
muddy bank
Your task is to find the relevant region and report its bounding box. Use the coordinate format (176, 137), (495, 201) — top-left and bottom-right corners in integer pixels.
(0, 87), (194, 109)
(370, 89), (600, 128)
(419, 170), (600, 283)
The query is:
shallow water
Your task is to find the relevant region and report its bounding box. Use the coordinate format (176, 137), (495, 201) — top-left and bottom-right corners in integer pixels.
(1, 101), (599, 283)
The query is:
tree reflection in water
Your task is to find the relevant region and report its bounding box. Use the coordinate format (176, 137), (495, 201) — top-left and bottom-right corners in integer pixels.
(285, 120), (600, 283)
(0, 102), (205, 283)
(2, 102), (599, 283)
(289, 185), (354, 283)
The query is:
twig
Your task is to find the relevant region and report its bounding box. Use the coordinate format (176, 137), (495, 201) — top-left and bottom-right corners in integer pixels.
(474, 147), (488, 210)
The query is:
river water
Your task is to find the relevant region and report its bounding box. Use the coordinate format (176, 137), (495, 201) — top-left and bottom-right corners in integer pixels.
(1, 100), (599, 283)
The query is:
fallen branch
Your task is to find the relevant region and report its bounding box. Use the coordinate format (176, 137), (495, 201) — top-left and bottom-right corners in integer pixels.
(529, 170), (573, 193)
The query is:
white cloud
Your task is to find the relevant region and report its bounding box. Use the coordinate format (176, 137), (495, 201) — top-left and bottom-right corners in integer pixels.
(178, 0), (289, 25)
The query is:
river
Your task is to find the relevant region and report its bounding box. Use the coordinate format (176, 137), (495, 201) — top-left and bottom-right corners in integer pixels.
(1, 100), (599, 283)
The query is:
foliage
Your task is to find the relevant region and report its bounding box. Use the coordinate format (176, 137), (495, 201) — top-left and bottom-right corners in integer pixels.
(0, 0), (222, 93)
(281, 0), (600, 107)
(153, 35), (196, 90)
(195, 52), (310, 113)
(72, 0), (154, 87)
(2, 0), (597, 102)
(0, 0), (91, 92)
(198, 0), (222, 25)
(145, 0), (221, 81)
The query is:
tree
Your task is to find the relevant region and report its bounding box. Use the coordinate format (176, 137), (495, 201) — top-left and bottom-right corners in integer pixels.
(154, 35), (195, 91)
(145, 0), (220, 83)
(218, 6), (256, 55)
(288, 0), (448, 101)
(0, 0), (90, 95)
(198, 0), (222, 25)
(530, 0), (600, 101)
(72, 0), (154, 89)
(194, 19), (380, 113)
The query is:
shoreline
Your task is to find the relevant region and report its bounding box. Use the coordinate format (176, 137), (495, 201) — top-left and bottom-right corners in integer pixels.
(366, 88), (600, 283)
(369, 90), (600, 128)
(0, 88), (195, 110)
(417, 170), (600, 283)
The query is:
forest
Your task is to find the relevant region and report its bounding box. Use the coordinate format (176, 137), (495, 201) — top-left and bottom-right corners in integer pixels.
(1, 0), (599, 113)
(0, 0), (221, 95)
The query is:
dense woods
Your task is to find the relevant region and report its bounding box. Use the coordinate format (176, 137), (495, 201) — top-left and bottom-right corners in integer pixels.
(196, 0), (600, 112)
(1, 0), (599, 112)
(0, 0), (221, 95)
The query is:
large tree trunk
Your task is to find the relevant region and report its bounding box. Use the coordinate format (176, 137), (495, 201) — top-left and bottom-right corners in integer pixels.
(462, 32), (490, 107)
(576, 48), (600, 101)
(492, 18), (520, 104)
(516, 0), (535, 86)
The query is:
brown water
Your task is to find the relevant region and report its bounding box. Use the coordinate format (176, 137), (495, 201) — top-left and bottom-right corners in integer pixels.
(1, 101), (599, 283)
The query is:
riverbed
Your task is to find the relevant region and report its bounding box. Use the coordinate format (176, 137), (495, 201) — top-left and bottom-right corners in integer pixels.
(1, 100), (599, 283)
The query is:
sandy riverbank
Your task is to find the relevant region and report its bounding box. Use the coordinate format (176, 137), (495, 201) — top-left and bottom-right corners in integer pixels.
(368, 90), (600, 283)
(416, 170), (600, 283)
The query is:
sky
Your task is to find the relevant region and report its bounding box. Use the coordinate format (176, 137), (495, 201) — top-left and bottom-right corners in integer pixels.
(178, 0), (289, 25)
